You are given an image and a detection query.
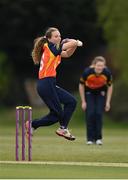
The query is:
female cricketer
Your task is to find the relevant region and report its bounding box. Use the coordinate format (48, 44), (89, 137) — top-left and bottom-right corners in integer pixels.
(26, 27), (83, 140)
(79, 56), (113, 145)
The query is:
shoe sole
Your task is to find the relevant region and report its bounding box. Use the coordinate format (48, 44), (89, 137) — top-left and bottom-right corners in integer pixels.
(56, 132), (75, 141)
(87, 143), (93, 145)
(96, 143), (102, 145)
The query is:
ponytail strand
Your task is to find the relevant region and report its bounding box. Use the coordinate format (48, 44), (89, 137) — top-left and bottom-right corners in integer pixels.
(31, 36), (47, 64)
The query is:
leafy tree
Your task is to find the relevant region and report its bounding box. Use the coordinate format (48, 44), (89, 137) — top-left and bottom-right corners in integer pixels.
(97, 0), (128, 121)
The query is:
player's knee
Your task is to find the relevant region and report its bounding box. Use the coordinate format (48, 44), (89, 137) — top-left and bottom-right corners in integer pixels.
(73, 98), (77, 108)
(87, 111), (95, 119)
(70, 97), (77, 110)
(95, 112), (102, 119)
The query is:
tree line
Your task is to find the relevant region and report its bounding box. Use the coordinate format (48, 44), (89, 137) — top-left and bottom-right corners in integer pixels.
(0, 0), (127, 121)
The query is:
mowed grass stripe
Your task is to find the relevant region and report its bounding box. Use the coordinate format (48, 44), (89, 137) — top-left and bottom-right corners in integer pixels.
(0, 161), (128, 167)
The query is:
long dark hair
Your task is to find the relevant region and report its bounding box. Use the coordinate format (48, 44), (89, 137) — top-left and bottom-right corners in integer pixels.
(31, 27), (59, 64)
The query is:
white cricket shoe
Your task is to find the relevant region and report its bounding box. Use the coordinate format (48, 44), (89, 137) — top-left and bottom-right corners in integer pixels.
(86, 141), (94, 145)
(56, 128), (76, 141)
(96, 139), (103, 145)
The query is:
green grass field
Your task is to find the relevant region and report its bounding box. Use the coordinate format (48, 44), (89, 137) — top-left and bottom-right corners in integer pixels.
(0, 107), (128, 179)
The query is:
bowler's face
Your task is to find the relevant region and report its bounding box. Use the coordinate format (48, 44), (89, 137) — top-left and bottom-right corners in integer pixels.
(48, 30), (61, 44)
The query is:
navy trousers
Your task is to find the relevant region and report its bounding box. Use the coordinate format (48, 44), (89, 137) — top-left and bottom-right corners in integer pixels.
(85, 91), (106, 141)
(32, 77), (77, 129)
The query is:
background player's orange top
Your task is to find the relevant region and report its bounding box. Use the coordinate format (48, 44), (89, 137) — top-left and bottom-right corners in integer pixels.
(80, 67), (112, 92)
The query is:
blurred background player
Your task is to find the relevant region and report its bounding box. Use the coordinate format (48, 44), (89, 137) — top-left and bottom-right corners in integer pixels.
(26, 27), (83, 141)
(79, 56), (113, 145)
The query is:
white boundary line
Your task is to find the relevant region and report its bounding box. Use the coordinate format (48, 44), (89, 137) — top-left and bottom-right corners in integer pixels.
(0, 161), (128, 167)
